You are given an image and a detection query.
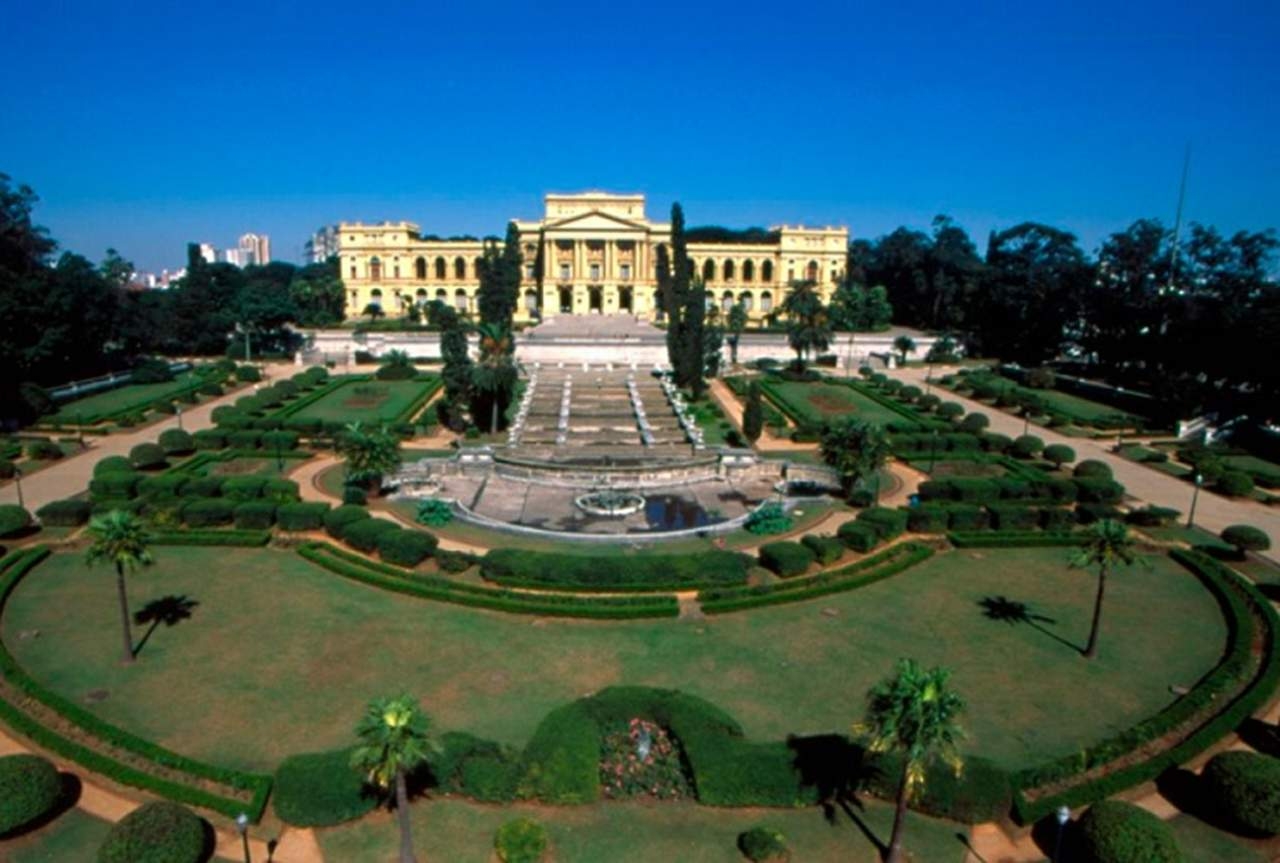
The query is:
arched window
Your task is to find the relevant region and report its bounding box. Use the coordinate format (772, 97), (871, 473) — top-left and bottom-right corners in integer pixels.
(435, 288), (447, 301)
(739, 292), (754, 312)
(762, 260), (774, 282)
(415, 257), (427, 280)
(435, 256), (447, 279)
(702, 259), (716, 282)
(761, 291), (773, 312)
(369, 288), (383, 308)
(743, 260), (754, 282)
(474, 257), (483, 279)
(455, 289), (468, 312)
(806, 260), (819, 282)
(393, 263), (400, 279)
(524, 289), (539, 312)
(369, 257), (382, 282)
(721, 290), (734, 313)
(415, 288), (427, 305)
(723, 259), (735, 281)
(454, 257), (466, 280)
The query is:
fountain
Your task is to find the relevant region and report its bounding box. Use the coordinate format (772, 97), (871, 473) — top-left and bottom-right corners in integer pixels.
(574, 488), (646, 518)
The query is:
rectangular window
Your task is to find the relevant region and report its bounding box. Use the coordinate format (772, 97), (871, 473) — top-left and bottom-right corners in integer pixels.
(590, 263), (601, 281)
(620, 263), (631, 281)
(559, 263), (572, 280)
(525, 264), (535, 279)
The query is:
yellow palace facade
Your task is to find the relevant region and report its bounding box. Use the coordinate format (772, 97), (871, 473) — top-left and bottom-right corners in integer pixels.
(337, 192), (848, 323)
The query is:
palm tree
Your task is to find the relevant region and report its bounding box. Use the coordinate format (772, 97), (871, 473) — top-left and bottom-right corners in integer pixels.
(472, 322), (517, 434)
(1070, 519), (1144, 659)
(820, 418), (891, 503)
(893, 335), (916, 366)
(780, 280), (832, 367)
(337, 422), (402, 491)
(727, 301), (748, 366)
(855, 659), (965, 863)
(351, 695), (432, 863)
(85, 510), (154, 664)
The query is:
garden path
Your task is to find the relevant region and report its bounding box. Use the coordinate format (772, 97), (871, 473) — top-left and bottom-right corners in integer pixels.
(0, 361), (298, 516)
(706, 377), (819, 452)
(892, 366), (1279, 563)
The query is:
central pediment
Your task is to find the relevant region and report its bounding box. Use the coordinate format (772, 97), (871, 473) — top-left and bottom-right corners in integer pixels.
(543, 210), (650, 232)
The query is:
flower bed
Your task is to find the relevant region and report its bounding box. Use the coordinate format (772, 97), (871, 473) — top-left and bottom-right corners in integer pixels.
(599, 718), (691, 800)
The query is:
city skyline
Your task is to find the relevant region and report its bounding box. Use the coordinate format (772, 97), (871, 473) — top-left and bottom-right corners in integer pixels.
(2, 0), (1277, 272)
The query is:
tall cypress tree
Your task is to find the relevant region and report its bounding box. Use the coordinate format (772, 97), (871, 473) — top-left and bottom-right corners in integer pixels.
(477, 221), (521, 330)
(685, 275), (708, 397)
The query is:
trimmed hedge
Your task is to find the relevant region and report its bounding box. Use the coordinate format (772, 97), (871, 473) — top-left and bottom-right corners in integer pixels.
(323, 505), (371, 539)
(738, 827), (788, 862)
(1221, 524), (1271, 555)
(481, 548), (752, 592)
(90, 472), (140, 500)
(262, 478), (300, 502)
(1202, 751), (1280, 834)
(233, 502), (277, 530)
(376, 528), (438, 567)
(221, 476), (267, 501)
(192, 430), (227, 450)
(0, 753), (63, 834)
(94, 455), (134, 476)
(801, 534), (844, 565)
(0, 506), (34, 539)
(128, 442), (167, 470)
(137, 474), (188, 499)
(97, 801), (206, 863)
(35, 498), (91, 527)
(758, 541), (816, 578)
(274, 748), (377, 827)
(988, 504), (1039, 531)
(180, 476), (222, 498)
(1075, 800), (1181, 863)
(429, 731), (521, 802)
(26, 439), (63, 460)
(906, 506), (950, 533)
(856, 506), (908, 539)
(157, 429), (194, 455)
(1074, 478), (1125, 504)
(495, 817), (549, 863)
(836, 521), (880, 553)
(949, 531), (1083, 549)
(1074, 459), (1113, 479)
(276, 502), (330, 532)
(181, 498), (234, 527)
(150, 529), (271, 547)
(341, 518), (402, 553)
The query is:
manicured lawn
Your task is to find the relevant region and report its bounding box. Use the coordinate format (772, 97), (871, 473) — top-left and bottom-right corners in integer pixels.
(762, 380), (907, 428)
(1166, 813), (1270, 862)
(288, 377), (438, 425)
(44, 372), (206, 424)
(957, 376), (1141, 426)
(3, 546), (1226, 777)
(913, 459), (1008, 479)
(1222, 454), (1280, 487)
(1, 808), (113, 862)
(1143, 525), (1235, 553)
(318, 797), (966, 862)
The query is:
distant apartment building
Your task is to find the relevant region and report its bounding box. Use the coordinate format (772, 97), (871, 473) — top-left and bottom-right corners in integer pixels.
(239, 233), (271, 266)
(305, 225), (340, 264)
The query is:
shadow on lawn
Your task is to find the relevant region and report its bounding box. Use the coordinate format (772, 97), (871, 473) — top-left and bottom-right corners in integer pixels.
(978, 595), (1082, 654)
(788, 734), (887, 854)
(133, 594), (199, 657)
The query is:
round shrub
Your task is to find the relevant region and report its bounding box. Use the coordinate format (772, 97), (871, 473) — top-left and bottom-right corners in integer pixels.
(221, 476), (267, 502)
(342, 485), (368, 505)
(228, 430), (263, 450)
(157, 429), (194, 455)
(377, 528), (438, 567)
(198, 381), (224, 397)
(343, 518), (403, 553)
(191, 429), (227, 451)
(495, 817), (548, 863)
(899, 385), (922, 402)
(959, 413), (989, 433)
(181, 498), (234, 527)
(1074, 459), (1113, 480)
(234, 364), (262, 382)
(96, 801), (206, 863)
(138, 474), (188, 499)
(738, 826), (789, 862)
(233, 501), (277, 530)
(274, 748), (376, 827)
(261, 430), (300, 452)
(982, 432), (1012, 453)
(150, 400), (177, 415)
(128, 442), (167, 471)
(436, 549), (475, 573)
(276, 502), (330, 532)
(90, 472), (141, 500)
(0, 754), (62, 835)
(1010, 434), (1044, 459)
(0, 505), (33, 538)
(937, 402), (964, 422)
(1042, 444), (1076, 468)
(918, 394), (941, 412)
(324, 505), (371, 539)
(36, 498), (92, 527)
(181, 476), (223, 498)
(0, 458), (14, 479)
(262, 478), (301, 503)
(1125, 506), (1179, 527)
(1202, 750), (1280, 834)
(837, 521), (880, 553)
(1217, 471), (1255, 497)
(26, 439), (62, 460)
(1075, 800), (1181, 863)
(801, 534), (844, 565)
(758, 541), (816, 578)
(1221, 524), (1271, 556)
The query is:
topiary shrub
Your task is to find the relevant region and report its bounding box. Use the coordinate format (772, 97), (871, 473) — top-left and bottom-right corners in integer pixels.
(1075, 799), (1181, 863)
(228, 430), (263, 450)
(1042, 444), (1076, 469)
(1076, 502), (1122, 524)
(744, 501), (793, 536)
(128, 442), (167, 471)
(937, 402), (964, 422)
(274, 748), (377, 827)
(436, 549), (476, 573)
(1074, 459), (1113, 480)
(738, 826), (789, 861)
(192, 430), (227, 451)
(836, 521), (880, 553)
(221, 476), (267, 502)
(946, 505), (989, 531)
(90, 472), (141, 501)
(0, 505), (33, 538)
(0, 754), (63, 835)
(262, 478), (301, 503)
(1074, 478), (1125, 504)
(982, 432), (1013, 453)
(856, 506), (909, 540)
(376, 528), (438, 567)
(261, 430), (300, 452)
(1125, 506), (1180, 527)
(276, 502), (330, 531)
(988, 504), (1038, 531)
(1220, 524), (1271, 558)
(1202, 750), (1280, 835)
(800, 534), (844, 565)
(181, 498), (234, 527)
(1010, 435), (1045, 459)
(494, 817), (549, 863)
(25, 439), (62, 460)
(1039, 507), (1075, 531)
(758, 541), (816, 578)
(157, 429), (194, 455)
(342, 518), (402, 553)
(137, 474), (188, 499)
(180, 476), (223, 498)
(342, 485), (368, 505)
(416, 498), (454, 527)
(324, 505), (371, 539)
(35, 498), (92, 527)
(959, 413), (990, 433)
(233, 501), (277, 530)
(94, 455), (135, 476)
(234, 364), (261, 382)
(0, 458), (14, 480)
(1217, 471), (1255, 497)
(96, 801), (206, 863)
(906, 506), (950, 533)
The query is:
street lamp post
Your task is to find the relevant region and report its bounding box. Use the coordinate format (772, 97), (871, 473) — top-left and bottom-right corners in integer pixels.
(176, 406), (183, 431)
(235, 812), (251, 863)
(1052, 804), (1071, 862)
(1187, 473), (1204, 529)
(1023, 408), (1031, 437)
(13, 467), (23, 509)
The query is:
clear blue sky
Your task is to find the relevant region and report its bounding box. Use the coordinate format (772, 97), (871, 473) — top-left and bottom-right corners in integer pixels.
(2, 0), (1277, 272)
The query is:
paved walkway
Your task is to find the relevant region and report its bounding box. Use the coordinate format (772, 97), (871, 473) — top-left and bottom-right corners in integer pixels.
(892, 366), (1279, 563)
(706, 376), (820, 453)
(0, 362), (299, 514)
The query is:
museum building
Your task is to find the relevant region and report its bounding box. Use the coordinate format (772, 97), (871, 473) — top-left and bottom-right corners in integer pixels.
(337, 192), (848, 322)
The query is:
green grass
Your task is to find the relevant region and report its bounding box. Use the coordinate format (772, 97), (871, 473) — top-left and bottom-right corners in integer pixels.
(288, 377), (438, 425)
(763, 381), (906, 428)
(1, 808), (113, 862)
(1142, 525), (1235, 552)
(960, 376), (1142, 426)
(317, 797), (966, 863)
(44, 372), (206, 424)
(1166, 813), (1269, 862)
(2, 546), (1226, 778)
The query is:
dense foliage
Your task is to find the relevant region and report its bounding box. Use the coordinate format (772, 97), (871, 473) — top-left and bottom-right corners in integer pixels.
(1075, 800), (1181, 863)
(1201, 751), (1280, 835)
(96, 801), (207, 863)
(274, 748), (377, 827)
(0, 754), (62, 835)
